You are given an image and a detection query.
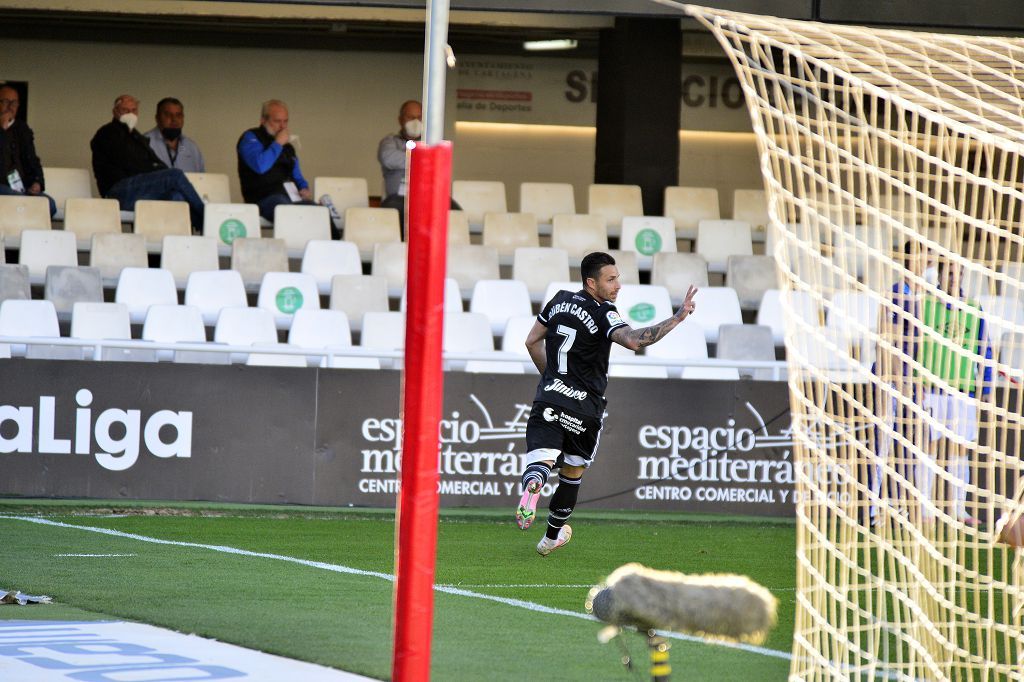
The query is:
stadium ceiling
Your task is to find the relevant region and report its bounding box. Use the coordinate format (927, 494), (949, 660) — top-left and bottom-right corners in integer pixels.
(0, 0), (1021, 56)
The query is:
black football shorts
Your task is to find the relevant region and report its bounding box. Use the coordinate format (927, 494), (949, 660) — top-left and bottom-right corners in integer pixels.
(524, 401), (604, 468)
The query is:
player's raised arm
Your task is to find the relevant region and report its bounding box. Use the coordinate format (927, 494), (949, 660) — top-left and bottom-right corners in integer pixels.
(524, 320), (547, 374)
(610, 284), (698, 352)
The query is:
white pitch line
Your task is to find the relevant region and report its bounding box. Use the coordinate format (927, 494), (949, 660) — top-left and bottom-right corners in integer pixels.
(54, 553), (137, 557)
(3, 515), (793, 662)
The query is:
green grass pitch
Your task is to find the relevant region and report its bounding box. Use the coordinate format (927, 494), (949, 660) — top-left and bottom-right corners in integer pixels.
(0, 499), (796, 680)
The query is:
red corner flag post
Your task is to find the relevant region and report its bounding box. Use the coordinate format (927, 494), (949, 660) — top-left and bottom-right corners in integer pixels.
(391, 140), (451, 681)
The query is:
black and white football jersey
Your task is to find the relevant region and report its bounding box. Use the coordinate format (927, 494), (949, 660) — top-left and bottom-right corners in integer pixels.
(532, 289), (628, 418)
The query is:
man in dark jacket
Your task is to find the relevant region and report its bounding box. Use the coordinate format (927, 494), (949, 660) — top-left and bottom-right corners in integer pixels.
(0, 84), (56, 216)
(90, 94), (205, 231)
(237, 99), (313, 221)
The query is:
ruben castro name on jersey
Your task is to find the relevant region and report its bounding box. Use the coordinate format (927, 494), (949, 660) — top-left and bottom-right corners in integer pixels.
(532, 289), (628, 419)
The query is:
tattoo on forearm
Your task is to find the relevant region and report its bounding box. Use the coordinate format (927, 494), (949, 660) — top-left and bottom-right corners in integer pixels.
(627, 318), (679, 348)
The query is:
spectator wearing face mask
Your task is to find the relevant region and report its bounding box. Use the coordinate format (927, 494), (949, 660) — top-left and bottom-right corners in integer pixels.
(90, 94), (206, 231)
(0, 83), (56, 216)
(143, 97), (205, 173)
(237, 99), (313, 222)
(377, 99), (459, 231)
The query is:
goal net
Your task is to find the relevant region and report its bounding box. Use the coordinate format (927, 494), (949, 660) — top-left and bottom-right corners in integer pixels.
(676, 4), (1024, 680)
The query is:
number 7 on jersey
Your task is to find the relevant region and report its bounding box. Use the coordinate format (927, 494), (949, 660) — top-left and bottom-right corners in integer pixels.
(555, 324), (577, 374)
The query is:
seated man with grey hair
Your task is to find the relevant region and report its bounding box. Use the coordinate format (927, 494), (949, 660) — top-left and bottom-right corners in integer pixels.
(237, 99), (313, 221)
(90, 93), (206, 231)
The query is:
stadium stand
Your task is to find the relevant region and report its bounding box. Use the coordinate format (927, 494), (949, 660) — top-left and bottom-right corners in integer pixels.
(213, 306), (278, 362)
(447, 244), (500, 297)
(680, 365), (742, 380)
(442, 312), (493, 370)
(757, 288), (822, 345)
(371, 241), (408, 297)
(344, 207), (401, 260)
(70, 301), (155, 362)
(115, 267), (178, 324)
(609, 362), (670, 378)
(45, 266), (103, 320)
(512, 246), (570, 303)
(245, 344), (309, 367)
(301, 240), (362, 295)
(663, 186), (719, 243)
(70, 301), (131, 340)
(469, 279), (532, 335)
(329, 274), (389, 334)
(288, 308), (352, 350)
(447, 210), (471, 245)
(685, 286), (743, 344)
(587, 183), (642, 237)
(452, 180), (507, 228)
(550, 213), (608, 260)
(726, 254), (778, 309)
(161, 235), (220, 288)
(615, 284), (673, 328)
(256, 271), (321, 328)
(42, 167), (93, 221)
(313, 177), (370, 230)
(651, 253), (709, 304)
(499, 315), (537, 372)
(620, 215), (677, 270)
(644, 321), (710, 378)
(184, 172), (231, 204)
(134, 200), (191, 244)
(273, 204), (331, 252)
(63, 197), (121, 244)
(732, 188), (769, 242)
(696, 219), (754, 273)
(90, 233), (147, 283)
(482, 211), (539, 260)
(204, 203), (261, 247)
(716, 323), (777, 380)
(19, 229), (78, 283)
(360, 311), (405, 368)
(202, 201), (260, 246)
(0, 299), (60, 357)
(184, 270), (247, 327)
(142, 304), (209, 357)
(231, 237), (288, 288)
(0, 195), (51, 243)
(519, 182), (575, 224)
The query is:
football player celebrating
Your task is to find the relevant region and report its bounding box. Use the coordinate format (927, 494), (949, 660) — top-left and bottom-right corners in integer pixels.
(517, 251), (699, 555)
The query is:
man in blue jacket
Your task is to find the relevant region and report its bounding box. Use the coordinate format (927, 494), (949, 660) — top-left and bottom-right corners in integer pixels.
(237, 99), (313, 221)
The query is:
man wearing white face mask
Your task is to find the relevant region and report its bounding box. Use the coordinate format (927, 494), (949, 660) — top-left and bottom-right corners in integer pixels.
(91, 94), (206, 231)
(377, 99), (458, 232)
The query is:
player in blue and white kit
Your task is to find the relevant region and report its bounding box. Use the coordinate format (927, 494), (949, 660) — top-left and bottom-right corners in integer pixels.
(517, 251), (699, 556)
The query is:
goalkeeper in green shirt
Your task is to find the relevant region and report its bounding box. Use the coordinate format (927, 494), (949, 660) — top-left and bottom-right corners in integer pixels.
(916, 257), (993, 525)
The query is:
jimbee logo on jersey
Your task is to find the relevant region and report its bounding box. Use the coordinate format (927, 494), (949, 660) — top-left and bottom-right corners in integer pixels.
(607, 310), (624, 327)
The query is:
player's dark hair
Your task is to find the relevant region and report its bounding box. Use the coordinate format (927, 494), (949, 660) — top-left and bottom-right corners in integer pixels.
(581, 252), (616, 285)
(156, 97), (183, 114)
